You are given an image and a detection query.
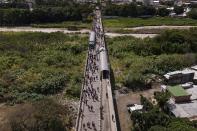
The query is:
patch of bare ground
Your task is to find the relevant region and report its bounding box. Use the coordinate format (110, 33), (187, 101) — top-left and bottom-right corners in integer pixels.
(115, 84), (161, 131)
(0, 104), (29, 131)
(0, 97), (79, 131)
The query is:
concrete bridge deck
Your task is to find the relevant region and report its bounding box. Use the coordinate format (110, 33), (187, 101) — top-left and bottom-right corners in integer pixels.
(75, 7), (117, 131)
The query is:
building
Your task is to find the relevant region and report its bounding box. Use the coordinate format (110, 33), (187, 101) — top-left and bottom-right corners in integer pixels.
(167, 85), (191, 103)
(164, 70), (194, 85)
(167, 85), (197, 120)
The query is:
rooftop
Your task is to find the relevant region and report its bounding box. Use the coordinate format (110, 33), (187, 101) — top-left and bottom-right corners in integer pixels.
(168, 86), (189, 97)
(191, 65), (197, 71)
(168, 99), (197, 118)
(186, 85), (197, 100)
(164, 68), (195, 79)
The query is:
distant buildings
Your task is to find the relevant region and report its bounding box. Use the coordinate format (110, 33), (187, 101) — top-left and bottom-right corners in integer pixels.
(110, 0), (197, 8)
(111, 0), (153, 5)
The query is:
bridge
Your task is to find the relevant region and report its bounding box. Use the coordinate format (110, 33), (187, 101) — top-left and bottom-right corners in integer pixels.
(75, 7), (118, 131)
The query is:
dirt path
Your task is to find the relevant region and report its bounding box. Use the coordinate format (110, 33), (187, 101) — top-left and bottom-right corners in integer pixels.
(1, 25), (196, 38)
(0, 27), (157, 38)
(106, 33), (157, 38)
(0, 27), (90, 34)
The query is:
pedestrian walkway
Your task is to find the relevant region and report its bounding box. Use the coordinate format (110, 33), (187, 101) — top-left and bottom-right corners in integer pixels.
(76, 7), (117, 131)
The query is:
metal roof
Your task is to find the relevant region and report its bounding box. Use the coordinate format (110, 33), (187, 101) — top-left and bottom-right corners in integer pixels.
(167, 86), (189, 97)
(99, 49), (109, 71)
(164, 69), (195, 79)
(168, 99), (197, 118)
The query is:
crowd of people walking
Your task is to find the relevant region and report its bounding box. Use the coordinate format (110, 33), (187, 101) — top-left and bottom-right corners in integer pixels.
(79, 36), (101, 131)
(77, 8), (105, 131)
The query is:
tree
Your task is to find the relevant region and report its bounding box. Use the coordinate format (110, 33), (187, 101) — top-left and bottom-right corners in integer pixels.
(188, 8), (197, 19)
(174, 6), (184, 15)
(131, 107), (170, 131)
(124, 72), (146, 90)
(149, 125), (168, 131)
(140, 95), (153, 111)
(145, 6), (156, 16)
(154, 91), (170, 112)
(168, 118), (197, 131)
(157, 8), (170, 17)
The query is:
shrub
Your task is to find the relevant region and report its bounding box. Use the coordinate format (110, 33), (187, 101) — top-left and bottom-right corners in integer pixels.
(0, 32), (87, 103)
(9, 99), (74, 131)
(188, 8), (197, 19)
(157, 8), (170, 17)
(174, 6), (184, 15)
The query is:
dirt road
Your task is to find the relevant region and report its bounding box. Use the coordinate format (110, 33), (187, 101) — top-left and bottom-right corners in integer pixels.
(1, 25), (196, 38)
(0, 27), (157, 38)
(106, 33), (157, 38)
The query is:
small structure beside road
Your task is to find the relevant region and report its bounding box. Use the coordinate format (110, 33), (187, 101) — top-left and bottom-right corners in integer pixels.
(128, 104), (143, 113)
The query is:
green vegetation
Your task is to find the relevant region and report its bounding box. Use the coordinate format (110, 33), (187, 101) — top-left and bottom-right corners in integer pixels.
(0, 32), (87, 103)
(154, 91), (170, 111)
(31, 21), (91, 29)
(131, 94), (197, 131)
(167, 86), (188, 96)
(104, 17), (197, 28)
(174, 6), (184, 15)
(31, 17), (197, 29)
(0, 1), (29, 9)
(1, 0), (197, 28)
(188, 8), (197, 19)
(140, 95), (153, 111)
(132, 107), (197, 131)
(156, 7), (170, 17)
(107, 29), (197, 90)
(0, 4), (93, 26)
